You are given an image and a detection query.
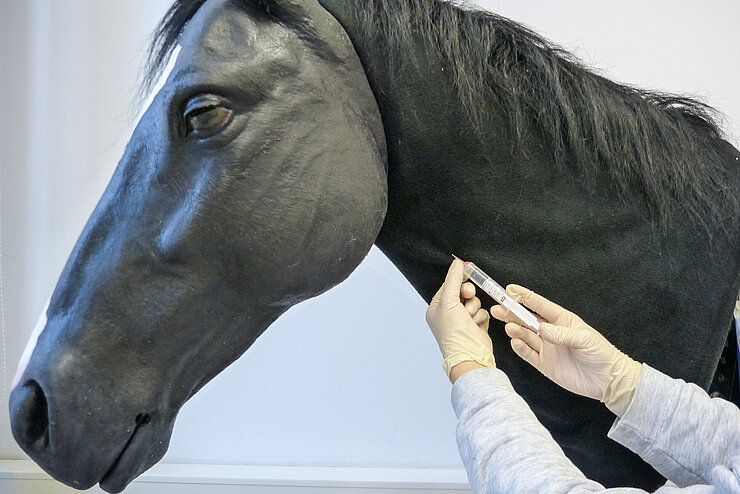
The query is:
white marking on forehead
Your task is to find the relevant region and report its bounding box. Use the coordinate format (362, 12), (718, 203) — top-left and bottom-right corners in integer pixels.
(132, 45), (182, 129)
(12, 298), (50, 389)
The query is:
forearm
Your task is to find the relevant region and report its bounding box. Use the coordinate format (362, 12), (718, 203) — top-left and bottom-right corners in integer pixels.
(452, 368), (609, 493)
(608, 364), (740, 486)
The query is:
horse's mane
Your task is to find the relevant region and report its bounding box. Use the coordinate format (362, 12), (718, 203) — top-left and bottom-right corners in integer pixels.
(143, 0), (739, 234)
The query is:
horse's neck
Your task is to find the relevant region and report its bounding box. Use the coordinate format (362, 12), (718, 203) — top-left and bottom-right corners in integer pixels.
(319, 0), (584, 296)
(318, 1), (736, 314)
(318, 3), (740, 486)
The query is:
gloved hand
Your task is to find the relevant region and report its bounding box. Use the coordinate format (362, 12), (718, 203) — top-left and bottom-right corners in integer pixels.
(426, 260), (494, 382)
(490, 285), (642, 416)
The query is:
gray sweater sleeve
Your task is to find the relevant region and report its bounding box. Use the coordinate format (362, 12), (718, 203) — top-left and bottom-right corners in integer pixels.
(608, 364), (740, 488)
(451, 366), (740, 494)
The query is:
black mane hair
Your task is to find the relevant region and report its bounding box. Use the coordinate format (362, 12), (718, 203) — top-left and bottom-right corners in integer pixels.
(143, 0), (740, 234)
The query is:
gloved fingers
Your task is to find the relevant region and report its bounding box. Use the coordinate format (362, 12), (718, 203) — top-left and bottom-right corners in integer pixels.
(538, 322), (594, 349)
(489, 304), (529, 328)
(472, 307), (490, 330)
(464, 295), (481, 318)
(428, 260), (464, 312)
(440, 260), (466, 305)
(489, 304), (513, 322)
(506, 285), (577, 326)
(429, 282), (444, 307)
(505, 322), (541, 354)
(460, 282), (476, 301)
(510, 338), (540, 368)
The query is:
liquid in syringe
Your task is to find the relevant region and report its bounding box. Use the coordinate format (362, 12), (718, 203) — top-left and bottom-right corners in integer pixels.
(455, 256), (541, 332)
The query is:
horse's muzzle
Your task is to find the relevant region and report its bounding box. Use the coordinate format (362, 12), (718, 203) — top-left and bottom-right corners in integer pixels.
(10, 380), (50, 455)
(9, 373), (172, 493)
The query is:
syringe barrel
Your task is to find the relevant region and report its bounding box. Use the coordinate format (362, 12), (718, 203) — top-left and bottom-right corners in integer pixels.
(463, 262), (507, 301)
(462, 261), (540, 331)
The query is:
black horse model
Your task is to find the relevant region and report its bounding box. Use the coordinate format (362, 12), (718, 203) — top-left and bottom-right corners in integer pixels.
(9, 0), (740, 492)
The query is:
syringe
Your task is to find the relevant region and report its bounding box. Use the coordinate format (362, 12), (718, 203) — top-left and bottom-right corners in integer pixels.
(454, 256), (541, 332)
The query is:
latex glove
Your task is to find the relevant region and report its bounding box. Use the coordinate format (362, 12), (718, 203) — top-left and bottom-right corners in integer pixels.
(426, 260), (494, 381)
(490, 285), (642, 416)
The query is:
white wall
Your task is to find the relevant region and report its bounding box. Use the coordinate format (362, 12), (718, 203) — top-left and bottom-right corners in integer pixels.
(1, 0), (739, 491)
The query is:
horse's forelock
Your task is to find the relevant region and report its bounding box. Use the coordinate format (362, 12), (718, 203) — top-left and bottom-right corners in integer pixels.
(140, 0), (209, 103)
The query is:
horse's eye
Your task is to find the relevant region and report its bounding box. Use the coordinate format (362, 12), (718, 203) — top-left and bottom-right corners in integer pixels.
(183, 95), (234, 138)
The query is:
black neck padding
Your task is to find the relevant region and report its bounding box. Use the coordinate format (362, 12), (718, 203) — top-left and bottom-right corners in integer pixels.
(319, 0), (740, 489)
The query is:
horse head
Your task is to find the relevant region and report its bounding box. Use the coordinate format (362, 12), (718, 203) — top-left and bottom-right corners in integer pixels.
(9, 0), (386, 491)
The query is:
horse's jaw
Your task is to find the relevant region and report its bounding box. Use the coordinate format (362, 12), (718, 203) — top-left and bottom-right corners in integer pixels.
(96, 412), (173, 494)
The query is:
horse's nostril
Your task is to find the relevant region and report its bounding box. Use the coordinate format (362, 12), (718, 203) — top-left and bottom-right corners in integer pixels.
(13, 381), (50, 451)
(135, 413), (151, 426)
